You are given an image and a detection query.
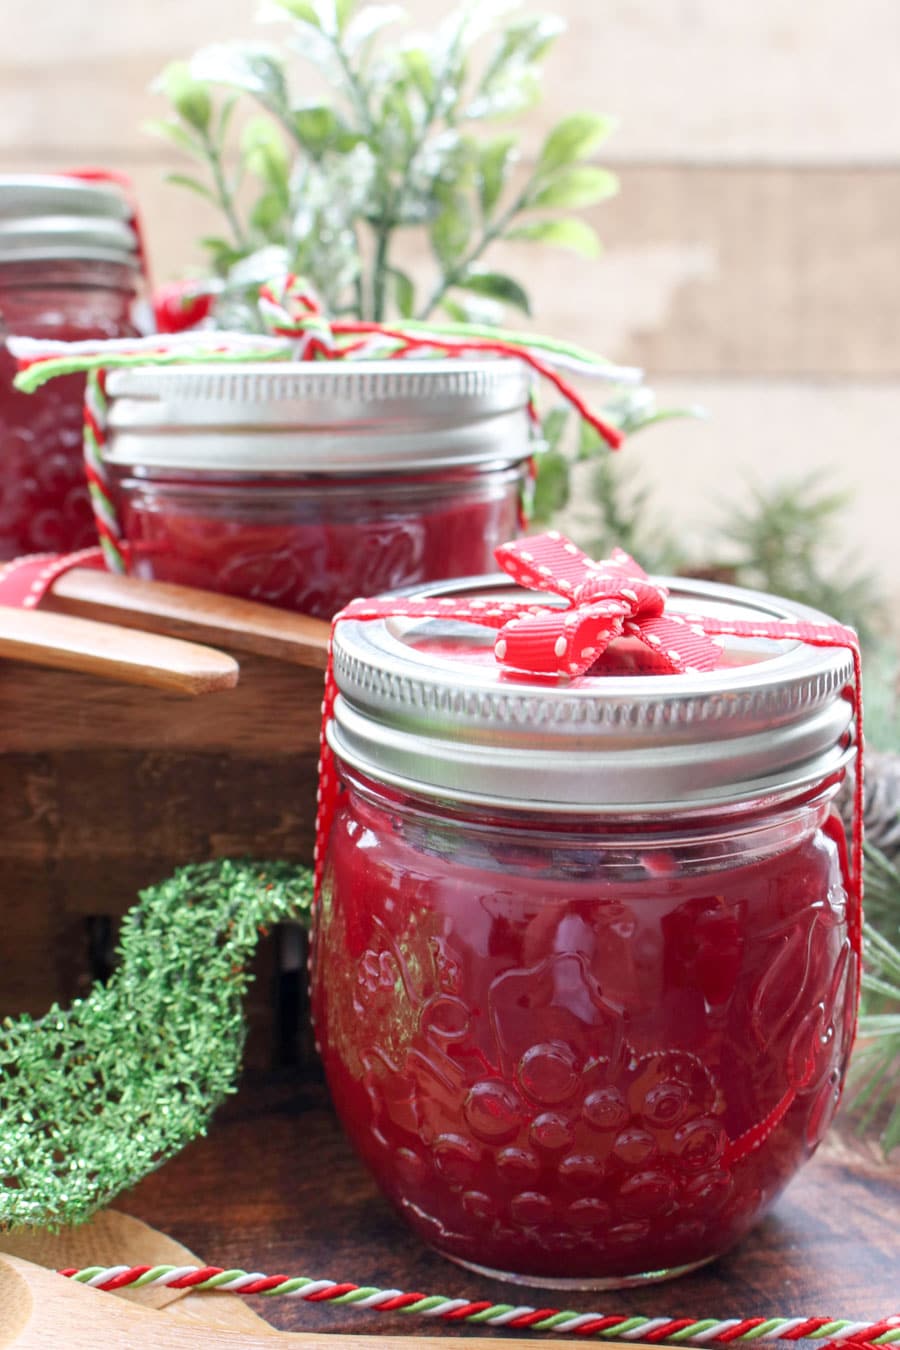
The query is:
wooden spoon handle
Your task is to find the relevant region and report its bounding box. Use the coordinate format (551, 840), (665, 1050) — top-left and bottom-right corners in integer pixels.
(0, 605), (238, 696)
(45, 570), (331, 670)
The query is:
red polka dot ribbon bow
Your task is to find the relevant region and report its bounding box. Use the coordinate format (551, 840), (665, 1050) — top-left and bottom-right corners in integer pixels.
(491, 534), (722, 677)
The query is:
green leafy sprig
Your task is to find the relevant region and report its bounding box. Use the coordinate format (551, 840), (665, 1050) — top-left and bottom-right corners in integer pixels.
(531, 390), (707, 572)
(715, 472), (882, 644)
(148, 0), (619, 327)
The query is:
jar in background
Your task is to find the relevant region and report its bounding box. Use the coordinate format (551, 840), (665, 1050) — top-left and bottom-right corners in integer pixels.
(311, 575), (858, 1288)
(102, 361), (533, 618)
(0, 175), (141, 557)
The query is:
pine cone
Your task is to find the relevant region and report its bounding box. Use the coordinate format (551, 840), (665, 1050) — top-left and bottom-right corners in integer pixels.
(839, 751), (900, 866)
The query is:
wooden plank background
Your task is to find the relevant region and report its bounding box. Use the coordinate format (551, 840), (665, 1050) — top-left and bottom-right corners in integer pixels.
(1, 0), (898, 607)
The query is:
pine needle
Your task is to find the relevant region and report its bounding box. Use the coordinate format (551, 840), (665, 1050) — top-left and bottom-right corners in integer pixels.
(847, 847), (900, 1154)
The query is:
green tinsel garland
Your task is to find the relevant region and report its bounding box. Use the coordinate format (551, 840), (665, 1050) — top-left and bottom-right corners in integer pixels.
(0, 859), (313, 1230)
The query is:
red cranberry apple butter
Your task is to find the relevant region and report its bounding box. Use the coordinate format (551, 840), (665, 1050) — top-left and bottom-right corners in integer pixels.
(311, 551), (859, 1288)
(0, 175), (141, 557)
(101, 361), (532, 618)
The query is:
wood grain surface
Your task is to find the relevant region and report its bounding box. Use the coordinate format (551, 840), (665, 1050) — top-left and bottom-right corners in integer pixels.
(125, 1075), (900, 1335)
(0, 607), (239, 695)
(45, 571), (331, 671)
(0, 642), (321, 1065)
(0, 1209), (272, 1324)
(2, 0), (898, 164)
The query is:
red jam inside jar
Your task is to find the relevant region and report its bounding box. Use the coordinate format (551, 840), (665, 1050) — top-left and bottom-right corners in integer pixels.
(110, 464), (525, 619)
(310, 580), (859, 1287)
(315, 778), (855, 1286)
(0, 175), (140, 558)
(102, 361), (533, 619)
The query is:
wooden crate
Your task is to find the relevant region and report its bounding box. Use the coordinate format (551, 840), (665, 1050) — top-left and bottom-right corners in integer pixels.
(0, 572), (329, 1068)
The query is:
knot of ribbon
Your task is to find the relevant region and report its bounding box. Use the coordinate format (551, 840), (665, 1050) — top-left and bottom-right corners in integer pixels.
(332, 528), (859, 687)
(488, 535), (722, 677)
(254, 273), (630, 448)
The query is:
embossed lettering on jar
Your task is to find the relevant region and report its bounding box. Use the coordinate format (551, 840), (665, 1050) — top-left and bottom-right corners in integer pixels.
(311, 576), (859, 1288)
(102, 361), (532, 618)
(0, 175), (141, 557)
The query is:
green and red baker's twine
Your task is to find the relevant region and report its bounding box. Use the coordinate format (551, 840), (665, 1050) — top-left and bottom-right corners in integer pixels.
(14, 331), (294, 578)
(10, 273), (642, 577)
(57, 1263), (899, 1348)
(83, 368), (121, 573)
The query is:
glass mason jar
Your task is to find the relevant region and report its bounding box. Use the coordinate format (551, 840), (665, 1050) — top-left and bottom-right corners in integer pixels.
(311, 574), (859, 1289)
(102, 361), (533, 619)
(0, 175), (141, 557)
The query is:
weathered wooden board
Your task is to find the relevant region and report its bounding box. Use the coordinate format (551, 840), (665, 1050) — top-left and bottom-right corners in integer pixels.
(0, 649), (321, 1065)
(0, 654), (323, 753)
(3, 154), (897, 382)
(2, 0), (898, 163)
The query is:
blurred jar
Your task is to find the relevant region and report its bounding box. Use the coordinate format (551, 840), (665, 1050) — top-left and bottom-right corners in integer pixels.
(103, 360), (533, 618)
(0, 174), (142, 558)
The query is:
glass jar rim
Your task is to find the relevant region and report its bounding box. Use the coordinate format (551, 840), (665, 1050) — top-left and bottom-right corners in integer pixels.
(0, 256), (139, 290)
(338, 754), (842, 839)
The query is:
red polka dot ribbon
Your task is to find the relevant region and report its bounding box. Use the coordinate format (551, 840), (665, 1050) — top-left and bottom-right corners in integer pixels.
(0, 547), (106, 610)
(491, 536), (723, 677)
(0, 528), (864, 990)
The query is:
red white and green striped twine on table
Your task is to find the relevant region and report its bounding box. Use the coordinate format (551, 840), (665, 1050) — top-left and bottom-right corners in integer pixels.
(57, 1262), (899, 1350)
(10, 272), (643, 578)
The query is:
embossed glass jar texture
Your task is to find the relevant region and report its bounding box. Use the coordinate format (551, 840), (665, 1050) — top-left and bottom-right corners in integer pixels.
(0, 176), (140, 558)
(102, 360), (532, 619)
(311, 577), (859, 1288)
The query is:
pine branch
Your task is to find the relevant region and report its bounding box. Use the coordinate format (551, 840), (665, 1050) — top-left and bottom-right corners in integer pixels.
(846, 845), (900, 1154)
(717, 472), (883, 643)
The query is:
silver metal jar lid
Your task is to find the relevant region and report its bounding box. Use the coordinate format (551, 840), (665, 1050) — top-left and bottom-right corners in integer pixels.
(103, 360), (533, 473)
(0, 174), (139, 268)
(329, 574), (856, 813)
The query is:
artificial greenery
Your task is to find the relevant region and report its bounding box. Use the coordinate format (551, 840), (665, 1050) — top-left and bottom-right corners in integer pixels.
(530, 392), (705, 559)
(714, 473), (882, 645)
(149, 0), (619, 328)
(147, 0), (890, 668)
(850, 847), (900, 1156)
(865, 648), (900, 757)
(0, 859), (313, 1229)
